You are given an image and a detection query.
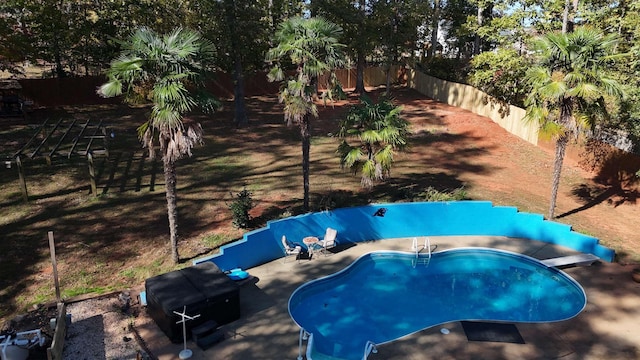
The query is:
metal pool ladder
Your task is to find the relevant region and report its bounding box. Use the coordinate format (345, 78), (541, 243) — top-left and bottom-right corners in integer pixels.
(362, 341), (378, 360)
(412, 237), (432, 267)
(363, 340), (378, 359)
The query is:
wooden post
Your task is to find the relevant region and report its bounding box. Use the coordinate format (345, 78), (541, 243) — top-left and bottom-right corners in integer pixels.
(102, 126), (110, 158)
(48, 231), (61, 302)
(16, 155), (28, 203)
(87, 151), (97, 196)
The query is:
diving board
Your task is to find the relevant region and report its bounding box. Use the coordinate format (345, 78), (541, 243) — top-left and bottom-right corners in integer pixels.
(540, 253), (600, 268)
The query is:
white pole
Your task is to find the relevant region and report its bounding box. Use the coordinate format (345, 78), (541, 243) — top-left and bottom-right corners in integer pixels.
(174, 306), (200, 359)
(181, 311), (188, 353)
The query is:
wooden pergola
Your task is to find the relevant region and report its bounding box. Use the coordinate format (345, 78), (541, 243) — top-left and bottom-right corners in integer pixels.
(11, 117), (110, 202)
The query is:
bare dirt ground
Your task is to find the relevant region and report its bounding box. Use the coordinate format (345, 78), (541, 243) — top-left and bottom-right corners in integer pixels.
(1, 86), (639, 339)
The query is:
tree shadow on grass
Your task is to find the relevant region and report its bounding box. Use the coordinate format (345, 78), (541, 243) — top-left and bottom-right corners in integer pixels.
(248, 171), (468, 227)
(367, 172), (467, 203)
(561, 139), (640, 218)
(557, 183), (640, 219)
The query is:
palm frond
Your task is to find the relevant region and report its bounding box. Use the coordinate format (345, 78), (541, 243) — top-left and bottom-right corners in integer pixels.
(267, 66), (285, 82)
(374, 145), (395, 171)
(568, 83), (600, 100)
(97, 77), (123, 98)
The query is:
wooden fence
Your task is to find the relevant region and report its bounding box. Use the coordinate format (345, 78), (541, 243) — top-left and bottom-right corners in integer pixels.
(16, 67), (396, 108)
(407, 68), (538, 145)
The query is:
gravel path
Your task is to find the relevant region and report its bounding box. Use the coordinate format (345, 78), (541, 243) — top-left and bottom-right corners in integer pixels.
(63, 293), (145, 360)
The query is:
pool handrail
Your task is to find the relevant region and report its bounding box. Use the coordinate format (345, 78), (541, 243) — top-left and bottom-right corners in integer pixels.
(411, 237), (432, 267)
(305, 332), (314, 360)
(363, 340), (378, 359)
(297, 328), (308, 360)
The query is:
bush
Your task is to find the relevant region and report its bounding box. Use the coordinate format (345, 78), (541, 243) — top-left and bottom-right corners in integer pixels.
(420, 186), (468, 202)
(467, 49), (531, 108)
(229, 188), (254, 229)
(417, 57), (469, 83)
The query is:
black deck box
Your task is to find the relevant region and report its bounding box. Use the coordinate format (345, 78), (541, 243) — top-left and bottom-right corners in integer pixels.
(145, 261), (240, 343)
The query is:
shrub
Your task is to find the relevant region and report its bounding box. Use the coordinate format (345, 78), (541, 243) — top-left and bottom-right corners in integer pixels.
(417, 57), (469, 83)
(229, 188), (254, 229)
(420, 186), (468, 202)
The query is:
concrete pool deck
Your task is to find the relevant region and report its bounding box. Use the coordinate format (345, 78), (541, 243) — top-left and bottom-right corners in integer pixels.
(135, 236), (640, 359)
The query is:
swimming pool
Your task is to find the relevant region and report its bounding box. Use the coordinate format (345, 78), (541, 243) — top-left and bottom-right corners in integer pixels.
(289, 248), (587, 360)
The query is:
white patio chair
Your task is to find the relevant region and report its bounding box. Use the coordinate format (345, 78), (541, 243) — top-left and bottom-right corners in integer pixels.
(315, 227), (337, 256)
(281, 235), (302, 263)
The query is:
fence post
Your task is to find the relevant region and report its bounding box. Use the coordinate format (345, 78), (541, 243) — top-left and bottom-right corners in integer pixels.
(16, 155), (29, 203)
(48, 231), (61, 302)
(87, 151), (97, 196)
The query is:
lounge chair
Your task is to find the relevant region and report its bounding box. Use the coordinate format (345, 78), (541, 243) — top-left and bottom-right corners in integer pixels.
(282, 235), (302, 263)
(314, 228), (337, 256)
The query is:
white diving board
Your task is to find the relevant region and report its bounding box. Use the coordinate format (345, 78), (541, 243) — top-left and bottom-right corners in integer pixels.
(540, 253), (600, 268)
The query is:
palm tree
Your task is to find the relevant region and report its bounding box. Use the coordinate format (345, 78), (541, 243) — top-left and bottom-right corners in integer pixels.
(337, 96), (409, 188)
(98, 27), (220, 263)
(266, 17), (345, 211)
(524, 27), (624, 219)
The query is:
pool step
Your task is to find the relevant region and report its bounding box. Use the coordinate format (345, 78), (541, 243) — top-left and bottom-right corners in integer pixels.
(412, 256), (431, 267)
(191, 320), (224, 350)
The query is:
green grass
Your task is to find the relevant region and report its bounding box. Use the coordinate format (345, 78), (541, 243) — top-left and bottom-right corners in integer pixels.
(201, 233), (234, 249)
(118, 259), (176, 283)
(62, 286), (112, 299)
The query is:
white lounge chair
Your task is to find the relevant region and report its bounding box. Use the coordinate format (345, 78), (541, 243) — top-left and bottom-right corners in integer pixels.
(282, 235), (302, 263)
(314, 228), (337, 256)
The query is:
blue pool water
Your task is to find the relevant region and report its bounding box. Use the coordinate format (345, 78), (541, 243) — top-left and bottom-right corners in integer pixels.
(289, 248), (587, 360)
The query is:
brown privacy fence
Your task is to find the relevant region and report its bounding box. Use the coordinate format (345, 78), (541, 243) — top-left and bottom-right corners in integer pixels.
(19, 77), (120, 108)
(16, 67), (395, 108)
(18, 72), (281, 107)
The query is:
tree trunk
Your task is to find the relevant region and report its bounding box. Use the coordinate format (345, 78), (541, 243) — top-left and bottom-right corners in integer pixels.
(549, 100), (574, 219)
(428, 0), (440, 58)
(225, 0), (248, 127)
(549, 134), (568, 219)
(385, 63), (391, 96)
(301, 114), (311, 212)
(53, 34), (65, 78)
(474, 5), (483, 55)
(233, 53), (248, 127)
(562, 0), (570, 33)
(562, 0), (578, 33)
(163, 151), (180, 263)
(355, 50), (366, 94)
(354, 0), (367, 94)
(53, 0), (66, 78)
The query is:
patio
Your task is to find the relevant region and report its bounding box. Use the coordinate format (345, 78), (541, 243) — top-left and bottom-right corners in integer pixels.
(135, 235), (640, 360)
